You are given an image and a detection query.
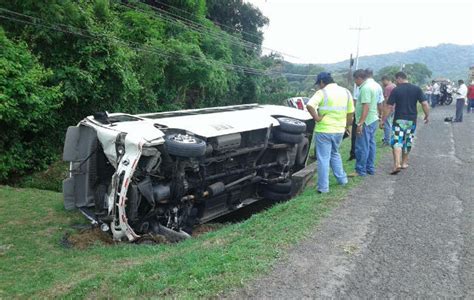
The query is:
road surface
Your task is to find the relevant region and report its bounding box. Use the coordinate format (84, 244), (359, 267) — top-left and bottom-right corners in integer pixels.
(233, 105), (474, 298)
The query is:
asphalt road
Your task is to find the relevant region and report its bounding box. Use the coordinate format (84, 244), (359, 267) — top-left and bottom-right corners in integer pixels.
(232, 105), (474, 298)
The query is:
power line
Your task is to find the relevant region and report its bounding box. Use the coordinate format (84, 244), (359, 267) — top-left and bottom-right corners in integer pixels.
(122, 1), (299, 59)
(119, 2), (263, 53)
(117, 2), (261, 53)
(146, 0), (264, 41)
(0, 7), (318, 78)
(0, 8), (268, 75)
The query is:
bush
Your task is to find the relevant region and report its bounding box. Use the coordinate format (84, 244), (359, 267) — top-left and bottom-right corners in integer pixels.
(0, 27), (62, 181)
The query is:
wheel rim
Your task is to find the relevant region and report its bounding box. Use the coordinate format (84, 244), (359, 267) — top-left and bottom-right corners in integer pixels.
(171, 134), (197, 144)
(281, 118), (303, 126)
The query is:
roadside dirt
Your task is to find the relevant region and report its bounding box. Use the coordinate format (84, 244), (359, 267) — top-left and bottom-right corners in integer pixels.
(62, 223), (226, 249)
(63, 227), (115, 249)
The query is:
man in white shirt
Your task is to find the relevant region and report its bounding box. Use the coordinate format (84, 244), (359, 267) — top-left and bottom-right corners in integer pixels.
(454, 79), (468, 122)
(431, 80), (440, 108)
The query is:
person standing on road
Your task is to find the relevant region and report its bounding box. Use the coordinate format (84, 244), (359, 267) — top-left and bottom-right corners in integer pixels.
(431, 80), (440, 108)
(381, 76), (397, 146)
(454, 80), (467, 122)
(349, 69), (379, 177)
(468, 81), (474, 113)
(365, 68), (385, 120)
(348, 86), (359, 161)
(306, 72), (354, 193)
(382, 71), (430, 174)
(424, 82), (432, 106)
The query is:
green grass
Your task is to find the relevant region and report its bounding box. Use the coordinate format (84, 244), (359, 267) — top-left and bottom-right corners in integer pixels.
(16, 160), (69, 192)
(0, 131), (388, 298)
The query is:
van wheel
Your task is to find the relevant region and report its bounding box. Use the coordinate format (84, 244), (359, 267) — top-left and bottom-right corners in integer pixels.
(277, 117), (307, 134)
(273, 130), (304, 144)
(295, 137), (310, 166)
(260, 189), (292, 202)
(165, 134), (207, 157)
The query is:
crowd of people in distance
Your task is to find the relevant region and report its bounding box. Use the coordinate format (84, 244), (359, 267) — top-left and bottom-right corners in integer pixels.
(424, 79), (474, 122)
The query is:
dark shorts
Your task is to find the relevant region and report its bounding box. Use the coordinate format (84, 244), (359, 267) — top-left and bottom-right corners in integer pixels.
(391, 119), (416, 153)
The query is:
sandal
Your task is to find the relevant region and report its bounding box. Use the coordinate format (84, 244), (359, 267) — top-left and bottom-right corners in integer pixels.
(390, 167), (401, 175)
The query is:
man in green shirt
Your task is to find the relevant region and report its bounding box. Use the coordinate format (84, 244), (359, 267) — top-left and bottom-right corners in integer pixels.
(349, 69), (379, 177)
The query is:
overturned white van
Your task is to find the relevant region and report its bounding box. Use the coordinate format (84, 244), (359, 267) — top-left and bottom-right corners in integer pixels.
(63, 104), (314, 241)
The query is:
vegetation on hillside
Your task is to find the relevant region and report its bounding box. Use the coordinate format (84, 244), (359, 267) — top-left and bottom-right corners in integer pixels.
(0, 0), (295, 181)
(322, 44), (474, 80)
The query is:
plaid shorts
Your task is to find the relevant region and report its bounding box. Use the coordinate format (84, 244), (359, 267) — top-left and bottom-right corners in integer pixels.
(391, 119), (416, 152)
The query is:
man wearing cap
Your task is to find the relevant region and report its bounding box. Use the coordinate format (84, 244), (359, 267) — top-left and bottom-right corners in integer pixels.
(306, 72), (354, 193)
(349, 69), (380, 177)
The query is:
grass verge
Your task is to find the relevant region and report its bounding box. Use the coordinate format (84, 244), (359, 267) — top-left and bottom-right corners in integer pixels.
(0, 131), (388, 298)
(16, 160), (68, 192)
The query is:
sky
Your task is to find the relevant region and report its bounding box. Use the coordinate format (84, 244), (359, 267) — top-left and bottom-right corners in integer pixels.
(247, 0), (474, 64)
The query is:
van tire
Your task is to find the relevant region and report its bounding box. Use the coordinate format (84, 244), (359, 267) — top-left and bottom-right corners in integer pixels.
(277, 117), (307, 134)
(273, 130), (304, 144)
(165, 134), (207, 157)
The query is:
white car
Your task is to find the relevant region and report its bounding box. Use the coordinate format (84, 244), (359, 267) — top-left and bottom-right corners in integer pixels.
(285, 97), (310, 111)
(63, 104), (314, 241)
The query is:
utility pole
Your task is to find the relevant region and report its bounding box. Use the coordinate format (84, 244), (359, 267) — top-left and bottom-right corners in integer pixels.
(350, 18), (370, 92)
(350, 18), (370, 71)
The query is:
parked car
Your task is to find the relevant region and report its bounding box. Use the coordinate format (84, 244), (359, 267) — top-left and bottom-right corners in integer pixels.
(63, 104), (314, 241)
(285, 97), (310, 111)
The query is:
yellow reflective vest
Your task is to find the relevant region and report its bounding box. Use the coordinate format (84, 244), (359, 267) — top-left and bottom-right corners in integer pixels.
(307, 83), (355, 133)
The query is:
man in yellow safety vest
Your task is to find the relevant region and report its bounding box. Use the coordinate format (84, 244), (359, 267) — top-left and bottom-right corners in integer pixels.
(306, 72), (355, 193)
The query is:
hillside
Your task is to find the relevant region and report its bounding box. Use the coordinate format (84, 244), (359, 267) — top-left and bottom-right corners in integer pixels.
(321, 44), (474, 80)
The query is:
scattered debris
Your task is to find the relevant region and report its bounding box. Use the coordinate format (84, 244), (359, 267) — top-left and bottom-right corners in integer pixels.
(62, 227), (115, 250)
(192, 224), (225, 236)
(342, 244), (359, 255)
(61, 223), (225, 249)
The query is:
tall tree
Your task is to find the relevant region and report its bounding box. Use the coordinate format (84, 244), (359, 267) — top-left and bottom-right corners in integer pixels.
(206, 0), (268, 46)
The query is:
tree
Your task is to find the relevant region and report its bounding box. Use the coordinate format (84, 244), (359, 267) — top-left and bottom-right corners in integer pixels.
(0, 27), (62, 180)
(206, 0), (268, 46)
(0, 0), (281, 181)
(376, 63), (432, 85)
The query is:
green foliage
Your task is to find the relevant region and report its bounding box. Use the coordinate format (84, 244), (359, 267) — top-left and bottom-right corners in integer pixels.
(17, 160), (69, 192)
(376, 63), (432, 85)
(206, 0), (268, 45)
(282, 62), (325, 96)
(0, 0), (287, 182)
(0, 27), (62, 180)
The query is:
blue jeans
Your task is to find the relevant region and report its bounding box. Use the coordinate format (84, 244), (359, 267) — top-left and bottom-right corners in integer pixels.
(315, 132), (347, 193)
(467, 99), (474, 113)
(355, 121), (377, 176)
(383, 112), (393, 144)
(431, 94), (439, 108)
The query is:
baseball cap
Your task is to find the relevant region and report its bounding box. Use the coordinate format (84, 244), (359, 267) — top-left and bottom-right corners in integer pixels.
(315, 72), (332, 85)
